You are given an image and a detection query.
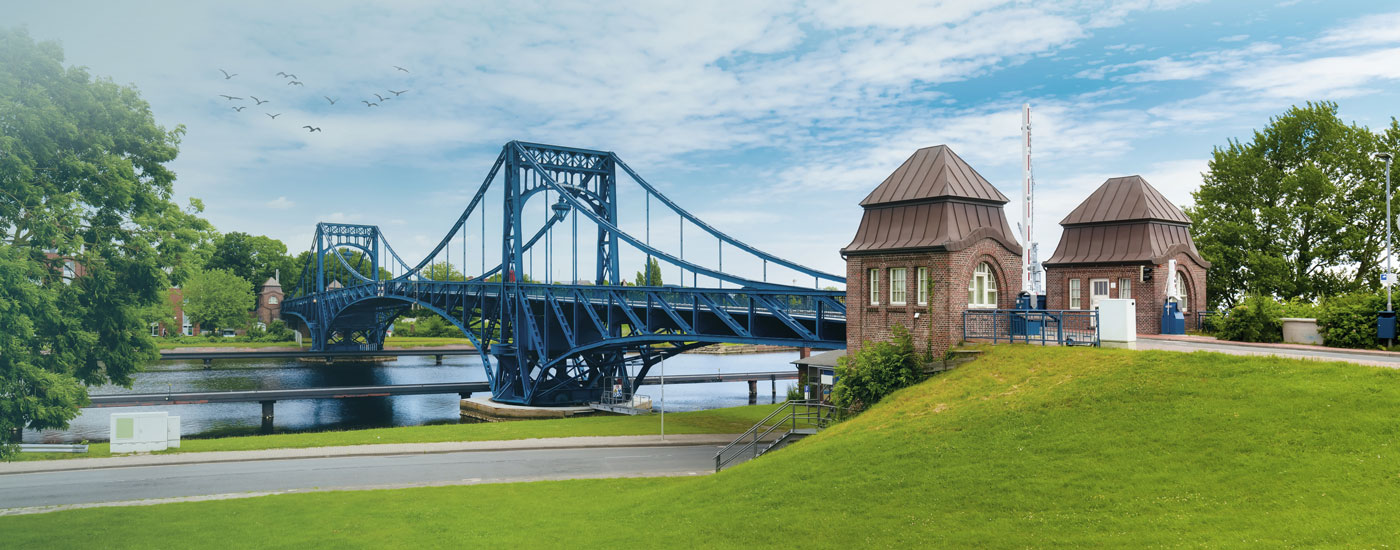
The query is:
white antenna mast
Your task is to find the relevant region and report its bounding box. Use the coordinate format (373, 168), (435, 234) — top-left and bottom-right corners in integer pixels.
(1021, 103), (1043, 299)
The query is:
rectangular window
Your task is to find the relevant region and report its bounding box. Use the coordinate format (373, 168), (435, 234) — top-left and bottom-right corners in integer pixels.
(890, 268), (907, 305)
(868, 268), (879, 305)
(1119, 277), (1131, 299)
(1069, 279), (1082, 309)
(916, 267), (929, 305)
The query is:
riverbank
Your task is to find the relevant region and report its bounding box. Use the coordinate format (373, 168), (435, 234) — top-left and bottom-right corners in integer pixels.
(6, 403), (779, 463)
(156, 336), (478, 352)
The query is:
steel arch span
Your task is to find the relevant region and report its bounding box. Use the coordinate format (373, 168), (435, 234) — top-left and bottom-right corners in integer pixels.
(282, 141), (846, 405)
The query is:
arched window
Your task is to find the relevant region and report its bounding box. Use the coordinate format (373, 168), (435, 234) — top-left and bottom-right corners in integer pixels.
(1174, 272), (1189, 312)
(967, 263), (998, 308)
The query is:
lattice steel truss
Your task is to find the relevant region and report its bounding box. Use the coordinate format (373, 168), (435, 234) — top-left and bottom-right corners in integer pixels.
(282, 142), (847, 405)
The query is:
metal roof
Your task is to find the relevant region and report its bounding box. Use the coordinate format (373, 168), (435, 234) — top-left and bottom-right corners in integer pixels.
(1043, 221), (1209, 267)
(859, 145), (1010, 206)
(1059, 175), (1191, 225)
(844, 146), (1020, 256)
(842, 200), (1022, 255)
(791, 349), (845, 368)
(1045, 174), (1208, 267)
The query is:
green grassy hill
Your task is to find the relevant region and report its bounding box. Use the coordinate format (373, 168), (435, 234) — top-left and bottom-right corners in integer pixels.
(4, 346), (1398, 548)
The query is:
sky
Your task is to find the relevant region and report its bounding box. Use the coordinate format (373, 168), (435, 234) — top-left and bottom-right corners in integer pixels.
(9, 0), (1400, 287)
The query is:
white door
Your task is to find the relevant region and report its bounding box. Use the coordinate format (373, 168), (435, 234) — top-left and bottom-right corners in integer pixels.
(1090, 278), (1111, 310)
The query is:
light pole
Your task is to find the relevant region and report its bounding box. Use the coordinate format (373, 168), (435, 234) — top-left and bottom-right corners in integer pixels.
(1378, 151), (1395, 311)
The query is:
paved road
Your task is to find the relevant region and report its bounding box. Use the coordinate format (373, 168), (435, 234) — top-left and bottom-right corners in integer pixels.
(0, 445), (718, 511)
(1135, 337), (1400, 368)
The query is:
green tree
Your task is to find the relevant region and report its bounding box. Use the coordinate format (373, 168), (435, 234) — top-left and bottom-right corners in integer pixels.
(424, 261), (466, 281)
(0, 28), (199, 453)
(182, 269), (254, 331)
(633, 257), (663, 286)
(1188, 102), (1394, 307)
(205, 231), (294, 286)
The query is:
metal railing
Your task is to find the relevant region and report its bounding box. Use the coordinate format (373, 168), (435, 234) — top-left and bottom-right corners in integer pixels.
(714, 400), (846, 472)
(962, 309), (1099, 347)
(1193, 311), (1220, 333)
(595, 389), (652, 410)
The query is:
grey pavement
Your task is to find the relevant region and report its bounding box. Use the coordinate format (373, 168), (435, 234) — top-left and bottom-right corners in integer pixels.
(0, 444), (722, 514)
(0, 434), (740, 475)
(1134, 336), (1400, 368)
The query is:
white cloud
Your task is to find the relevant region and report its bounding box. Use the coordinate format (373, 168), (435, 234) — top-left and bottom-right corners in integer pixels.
(1219, 34), (1249, 42)
(1231, 47), (1400, 99)
(1316, 11), (1400, 48)
(1078, 42), (1280, 82)
(266, 196), (295, 209)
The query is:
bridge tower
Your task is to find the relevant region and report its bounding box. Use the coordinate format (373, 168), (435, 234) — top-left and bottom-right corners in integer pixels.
(281, 141), (848, 406)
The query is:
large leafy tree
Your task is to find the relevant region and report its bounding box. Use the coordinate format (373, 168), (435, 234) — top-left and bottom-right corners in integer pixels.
(182, 268), (254, 331)
(205, 231), (293, 286)
(1188, 102), (1395, 307)
(0, 28), (201, 452)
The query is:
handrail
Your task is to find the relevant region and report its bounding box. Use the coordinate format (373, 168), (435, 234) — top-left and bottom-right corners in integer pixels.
(714, 400), (847, 472)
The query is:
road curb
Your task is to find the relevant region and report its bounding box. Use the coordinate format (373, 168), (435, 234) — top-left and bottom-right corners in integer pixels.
(0, 434), (743, 475)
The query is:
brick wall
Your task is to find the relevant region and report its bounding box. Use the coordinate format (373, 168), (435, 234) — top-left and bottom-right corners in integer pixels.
(255, 284), (284, 326)
(845, 238), (1021, 358)
(1044, 252), (1207, 334)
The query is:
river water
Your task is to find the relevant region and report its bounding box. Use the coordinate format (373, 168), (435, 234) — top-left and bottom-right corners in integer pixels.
(22, 352), (800, 443)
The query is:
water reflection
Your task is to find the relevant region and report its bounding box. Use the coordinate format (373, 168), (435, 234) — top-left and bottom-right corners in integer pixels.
(24, 352), (799, 443)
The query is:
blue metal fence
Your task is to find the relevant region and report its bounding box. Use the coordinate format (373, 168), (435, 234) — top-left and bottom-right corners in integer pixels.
(962, 309), (1100, 347)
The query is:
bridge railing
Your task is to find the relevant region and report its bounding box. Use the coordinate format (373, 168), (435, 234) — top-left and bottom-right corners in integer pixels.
(962, 309), (1099, 347)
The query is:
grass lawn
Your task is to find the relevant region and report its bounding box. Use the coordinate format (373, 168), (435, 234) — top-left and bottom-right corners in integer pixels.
(5, 346), (1398, 547)
(154, 336), (475, 350)
(6, 403), (779, 462)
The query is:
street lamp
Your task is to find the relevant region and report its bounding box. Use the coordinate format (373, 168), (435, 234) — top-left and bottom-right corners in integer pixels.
(1377, 151), (1395, 311)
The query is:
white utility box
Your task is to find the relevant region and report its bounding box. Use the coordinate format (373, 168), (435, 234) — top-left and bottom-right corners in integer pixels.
(167, 415), (182, 448)
(110, 411), (173, 453)
(1095, 298), (1137, 343)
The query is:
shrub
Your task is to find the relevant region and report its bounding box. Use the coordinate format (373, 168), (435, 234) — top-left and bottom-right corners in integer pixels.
(1317, 292), (1385, 349)
(1279, 298), (1319, 319)
(832, 324), (922, 413)
(1216, 294), (1284, 343)
(256, 320), (296, 342)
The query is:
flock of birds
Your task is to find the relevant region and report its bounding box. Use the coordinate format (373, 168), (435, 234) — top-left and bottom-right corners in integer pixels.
(215, 66), (412, 133)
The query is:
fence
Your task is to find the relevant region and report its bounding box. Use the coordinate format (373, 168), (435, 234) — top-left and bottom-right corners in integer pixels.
(962, 309), (1099, 347)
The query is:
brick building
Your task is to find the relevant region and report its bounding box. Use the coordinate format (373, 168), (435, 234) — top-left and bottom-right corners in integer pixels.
(1043, 175), (1208, 333)
(841, 145), (1022, 357)
(254, 277), (284, 326)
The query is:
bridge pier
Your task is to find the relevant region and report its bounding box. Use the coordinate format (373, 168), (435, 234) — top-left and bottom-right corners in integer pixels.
(435, 355), (443, 365)
(203, 358), (213, 370)
(260, 400), (275, 433)
(748, 379), (758, 404)
(771, 375), (777, 399)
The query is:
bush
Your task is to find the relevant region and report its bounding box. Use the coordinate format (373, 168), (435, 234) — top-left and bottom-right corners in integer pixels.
(1317, 292), (1385, 349)
(1216, 294), (1284, 343)
(255, 320), (296, 342)
(832, 324), (922, 413)
(1279, 298), (1319, 319)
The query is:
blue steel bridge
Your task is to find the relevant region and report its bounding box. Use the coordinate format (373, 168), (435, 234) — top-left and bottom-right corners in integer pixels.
(281, 141), (846, 406)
